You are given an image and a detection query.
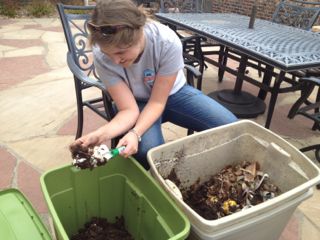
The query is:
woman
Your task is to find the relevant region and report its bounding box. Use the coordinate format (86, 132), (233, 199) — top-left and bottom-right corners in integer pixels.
(70, 0), (237, 169)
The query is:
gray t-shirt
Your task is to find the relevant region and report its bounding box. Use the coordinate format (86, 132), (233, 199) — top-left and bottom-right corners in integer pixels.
(93, 21), (186, 100)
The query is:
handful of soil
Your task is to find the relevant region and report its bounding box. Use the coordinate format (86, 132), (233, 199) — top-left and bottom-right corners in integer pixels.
(171, 161), (281, 220)
(71, 216), (134, 240)
(70, 144), (111, 170)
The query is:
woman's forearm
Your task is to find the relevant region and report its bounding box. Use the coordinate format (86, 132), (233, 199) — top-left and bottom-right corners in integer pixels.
(131, 73), (178, 138)
(131, 100), (165, 138)
(94, 108), (139, 143)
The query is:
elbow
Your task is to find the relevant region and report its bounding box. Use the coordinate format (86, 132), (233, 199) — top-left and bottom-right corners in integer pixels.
(131, 106), (140, 123)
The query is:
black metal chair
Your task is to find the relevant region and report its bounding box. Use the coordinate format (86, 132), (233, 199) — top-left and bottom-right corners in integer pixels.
(287, 76), (320, 163)
(272, 0), (320, 29)
(57, 3), (201, 147)
(288, 76), (320, 131)
(159, 0), (221, 90)
(135, 0), (159, 7)
(57, 4), (115, 141)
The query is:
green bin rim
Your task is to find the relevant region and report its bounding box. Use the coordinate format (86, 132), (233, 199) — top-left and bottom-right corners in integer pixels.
(0, 188), (52, 240)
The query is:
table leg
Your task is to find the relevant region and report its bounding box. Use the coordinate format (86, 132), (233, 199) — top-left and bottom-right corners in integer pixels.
(208, 54), (266, 118)
(265, 71), (285, 129)
(218, 46), (226, 82)
(258, 65), (274, 100)
(234, 54), (248, 93)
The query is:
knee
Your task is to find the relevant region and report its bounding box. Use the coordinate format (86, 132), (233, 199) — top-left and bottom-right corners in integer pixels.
(224, 112), (238, 125)
(133, 152), (149, 170)
(216, 106), (238, 126)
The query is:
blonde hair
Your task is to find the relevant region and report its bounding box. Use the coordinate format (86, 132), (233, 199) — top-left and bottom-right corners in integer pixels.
(89, 0), (147, 48)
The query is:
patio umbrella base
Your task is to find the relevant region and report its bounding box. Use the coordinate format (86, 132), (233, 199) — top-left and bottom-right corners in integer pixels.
(208, 89), (266, 118)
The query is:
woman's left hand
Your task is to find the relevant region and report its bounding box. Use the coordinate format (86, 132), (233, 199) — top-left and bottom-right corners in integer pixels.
(116, 131), (139, 158)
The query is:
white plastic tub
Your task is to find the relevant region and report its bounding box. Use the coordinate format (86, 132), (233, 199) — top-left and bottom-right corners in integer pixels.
(147, 120), (320, 240)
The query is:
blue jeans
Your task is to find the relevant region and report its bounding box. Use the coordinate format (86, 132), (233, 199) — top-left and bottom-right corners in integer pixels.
(133, 85), (238, 169)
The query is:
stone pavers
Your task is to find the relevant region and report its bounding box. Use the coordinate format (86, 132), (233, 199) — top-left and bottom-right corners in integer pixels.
(0, 55), (49, 89)
(17, 161), (48, 213)
(0, 17), (319, 240)
(0, 147), (16, 189)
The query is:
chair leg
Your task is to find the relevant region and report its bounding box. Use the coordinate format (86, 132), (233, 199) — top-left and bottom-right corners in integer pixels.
(197, 55), (205, 90)
(187, 129), (194, 135)
(258, 62), (262, 77)
(317, 147), (320, 163)
(312, 122), (320, 131)
(75, 105), (84, 140)
(194, 37), (204, 90)
(312, 87), (320, 130)
(197, 74), (203, 90)
(300, 144), (320, 163)
(74, 89), (84, 140)
(186, 69), (195, 88)
(74, 79), (85, 139)
(313, 132), (320, 184)
(287, 82), (315, 119)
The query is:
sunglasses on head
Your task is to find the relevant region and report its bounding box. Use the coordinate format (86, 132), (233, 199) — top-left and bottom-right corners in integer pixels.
(88, 22), (128, 35)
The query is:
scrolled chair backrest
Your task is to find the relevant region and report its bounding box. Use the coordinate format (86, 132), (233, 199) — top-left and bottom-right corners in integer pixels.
(272, 0), (320, 30)
(57, 4), (99, 82)
(160, 0), (207, 13)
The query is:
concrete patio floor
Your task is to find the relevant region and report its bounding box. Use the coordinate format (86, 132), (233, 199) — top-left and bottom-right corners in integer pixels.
(0, 17), (319, 239)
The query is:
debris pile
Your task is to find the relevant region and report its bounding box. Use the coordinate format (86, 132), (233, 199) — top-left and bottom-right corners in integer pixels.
(177, 161), (281, 220)
(71, 216), (133, 240)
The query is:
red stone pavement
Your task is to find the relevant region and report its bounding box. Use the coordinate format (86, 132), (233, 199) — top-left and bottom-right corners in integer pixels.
(0, 55), (50, 90)
(0, 148), (16, 189)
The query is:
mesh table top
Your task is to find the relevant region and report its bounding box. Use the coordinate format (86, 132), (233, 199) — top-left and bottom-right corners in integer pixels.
(156, 13), (320, 71)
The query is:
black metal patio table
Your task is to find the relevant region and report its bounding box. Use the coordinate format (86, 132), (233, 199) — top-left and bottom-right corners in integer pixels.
(155, 12), (320, 128)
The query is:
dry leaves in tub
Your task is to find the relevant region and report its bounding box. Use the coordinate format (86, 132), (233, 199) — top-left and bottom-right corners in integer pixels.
(170, 161), (281, 220)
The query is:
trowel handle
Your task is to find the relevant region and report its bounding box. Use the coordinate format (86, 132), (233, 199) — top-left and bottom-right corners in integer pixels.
(110, 146), (126, 156)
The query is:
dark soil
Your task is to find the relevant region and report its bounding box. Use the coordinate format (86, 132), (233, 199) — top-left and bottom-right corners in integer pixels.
(71, 216), (134, 240)
(169, 161), (281, 220)
(70, 145), (107, 170)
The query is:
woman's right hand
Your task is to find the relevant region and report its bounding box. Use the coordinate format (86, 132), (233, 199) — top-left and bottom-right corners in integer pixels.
(116, 130), (139, 158)
(69, 131), (102, 155)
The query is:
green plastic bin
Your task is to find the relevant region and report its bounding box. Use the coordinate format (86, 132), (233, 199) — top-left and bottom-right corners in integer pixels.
(40, 156), (190, 240)
(0, 188), (52, 240)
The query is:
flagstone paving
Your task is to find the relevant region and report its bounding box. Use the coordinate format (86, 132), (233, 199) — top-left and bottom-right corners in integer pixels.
(0, 17), (319, 240)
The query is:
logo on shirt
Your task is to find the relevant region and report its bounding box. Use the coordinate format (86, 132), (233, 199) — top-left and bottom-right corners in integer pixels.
(143, 69), (155, 88)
